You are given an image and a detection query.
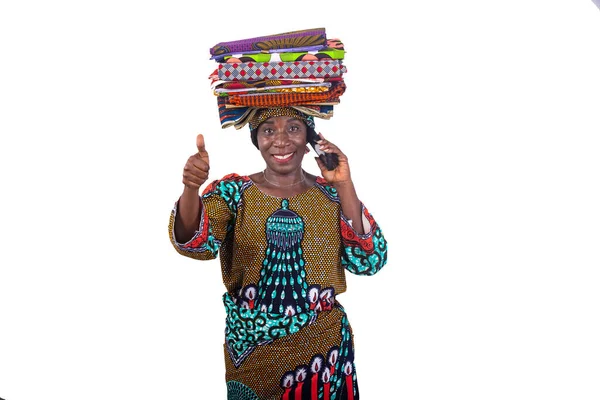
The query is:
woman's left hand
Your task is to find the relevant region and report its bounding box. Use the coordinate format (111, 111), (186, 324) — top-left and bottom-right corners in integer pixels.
(314, 133), (352, 184)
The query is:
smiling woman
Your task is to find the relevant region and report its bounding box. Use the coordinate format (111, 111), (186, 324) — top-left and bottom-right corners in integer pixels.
(252, 110), (311, 188)
(168, 28), (388, 400)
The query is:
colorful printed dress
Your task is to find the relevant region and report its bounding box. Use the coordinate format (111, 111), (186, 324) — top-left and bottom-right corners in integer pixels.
(169, 173), (388, 400)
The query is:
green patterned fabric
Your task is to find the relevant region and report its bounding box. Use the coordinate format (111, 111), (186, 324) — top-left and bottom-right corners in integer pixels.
(226, 380), (260, 400)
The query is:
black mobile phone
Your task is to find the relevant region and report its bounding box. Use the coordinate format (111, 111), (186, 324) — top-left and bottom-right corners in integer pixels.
(308, 131), (339, 171)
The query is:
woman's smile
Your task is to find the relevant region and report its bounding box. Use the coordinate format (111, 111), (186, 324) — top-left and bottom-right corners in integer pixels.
(272, 152), (295, 163)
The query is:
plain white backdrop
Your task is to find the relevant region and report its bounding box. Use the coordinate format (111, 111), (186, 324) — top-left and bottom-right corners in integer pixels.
(1, 1), (599, 399)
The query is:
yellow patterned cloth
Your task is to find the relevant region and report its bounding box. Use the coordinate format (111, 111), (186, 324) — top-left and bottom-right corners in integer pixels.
(169, 174), (388, 399)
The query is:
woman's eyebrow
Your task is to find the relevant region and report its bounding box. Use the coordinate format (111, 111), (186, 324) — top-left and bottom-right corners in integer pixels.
(262, 118), (300, 125)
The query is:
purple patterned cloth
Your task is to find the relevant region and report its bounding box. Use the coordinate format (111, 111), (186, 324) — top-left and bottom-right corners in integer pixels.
(210, 28), (327, 57)
(210, 45), (326, 61)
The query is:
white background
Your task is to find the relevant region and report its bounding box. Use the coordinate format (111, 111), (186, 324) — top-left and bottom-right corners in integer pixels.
(1, 1), (599, 399)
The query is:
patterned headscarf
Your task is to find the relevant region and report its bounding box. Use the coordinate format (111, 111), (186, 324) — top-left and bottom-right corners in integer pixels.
(248, 107), (315, 131)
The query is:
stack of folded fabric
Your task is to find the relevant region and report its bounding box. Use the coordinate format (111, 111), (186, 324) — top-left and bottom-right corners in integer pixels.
(208, 28), (347, 130)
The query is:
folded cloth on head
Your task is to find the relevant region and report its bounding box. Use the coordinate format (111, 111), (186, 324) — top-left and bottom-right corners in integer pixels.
(211, 76), (343, 91)
(215, 84), (331, 95)
(210, 28), (327, 58)
(208, 28), (346, 131)
(217, 60), (347, 82)
(219, 46), (345, 63)
(292, 105), (334, 119)
(213, 79), (332, 95)
(217, 96), (252, 128)
(216, 96), (334, 130)
(226, 82), (346, 107)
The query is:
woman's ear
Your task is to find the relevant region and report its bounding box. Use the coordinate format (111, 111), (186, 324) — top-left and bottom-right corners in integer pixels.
(304, 146), (310, 154)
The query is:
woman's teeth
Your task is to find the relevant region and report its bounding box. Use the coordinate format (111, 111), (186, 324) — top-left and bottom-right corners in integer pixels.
(273, 153), (294, 160)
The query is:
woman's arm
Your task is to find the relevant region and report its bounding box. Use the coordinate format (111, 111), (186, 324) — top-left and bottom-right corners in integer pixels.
(175, 134), (210, 242)
(314, 133), (387, 275)
(333, 180), (364, 234)
(314, 133), (364, 234)
(175, 186), (201, 243)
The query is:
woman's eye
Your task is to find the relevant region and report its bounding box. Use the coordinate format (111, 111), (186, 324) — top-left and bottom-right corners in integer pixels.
(289, 126), (299, 132)
(263, 128), (274, 135)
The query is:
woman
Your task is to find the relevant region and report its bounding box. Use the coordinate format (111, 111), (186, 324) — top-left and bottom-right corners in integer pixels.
(169, 107), (387, 400)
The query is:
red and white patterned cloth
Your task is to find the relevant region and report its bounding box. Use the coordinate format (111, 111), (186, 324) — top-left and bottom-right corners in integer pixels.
(217, 61), (347, 82)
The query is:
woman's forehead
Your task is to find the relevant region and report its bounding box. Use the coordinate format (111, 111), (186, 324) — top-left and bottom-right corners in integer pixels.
(261, 116), (303, 125)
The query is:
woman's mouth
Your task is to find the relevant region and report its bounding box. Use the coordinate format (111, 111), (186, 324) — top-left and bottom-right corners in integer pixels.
(272, 152), (295, 163)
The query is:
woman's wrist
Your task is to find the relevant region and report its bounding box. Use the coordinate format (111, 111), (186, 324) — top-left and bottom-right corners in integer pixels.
(332, 179), (354, 190)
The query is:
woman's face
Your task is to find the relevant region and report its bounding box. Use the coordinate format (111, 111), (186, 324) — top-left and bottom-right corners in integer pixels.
(256, 116), (308, 174)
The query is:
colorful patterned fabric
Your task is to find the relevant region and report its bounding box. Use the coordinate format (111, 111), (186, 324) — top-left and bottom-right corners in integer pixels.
(224, 53), (273, 63)
(210, 28), (327, 58)
(216, 79), (327, 90)
(228, 82), (346, 108)
(169, 174), (388, 399)
(292, 104), (335, 119)
(220, 47), (346, 63)
(217, 99), (256, 129)
(218, 101), (340, 130)
(209, 28), (346, 136)
(218, 61), (347, 82)
(276, 86), (330, 93)
(279, 48), (345, 62)
(215, 83), (331, 95)
(216, 97), (335, 130)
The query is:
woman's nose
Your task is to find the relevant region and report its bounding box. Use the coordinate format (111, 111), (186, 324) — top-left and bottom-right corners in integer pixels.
(273, 130), (289, 146)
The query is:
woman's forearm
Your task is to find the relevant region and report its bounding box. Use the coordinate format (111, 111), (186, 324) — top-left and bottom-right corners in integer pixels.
(174, 186), (201, 243)
(334, 180), (364, 234)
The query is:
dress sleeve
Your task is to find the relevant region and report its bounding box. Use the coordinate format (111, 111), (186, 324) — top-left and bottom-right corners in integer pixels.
(340, 203), (388, 275)
(168, 174), (246, 261)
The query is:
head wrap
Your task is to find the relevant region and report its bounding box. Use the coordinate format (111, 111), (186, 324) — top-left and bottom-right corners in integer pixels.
(248, 107), (315, 131)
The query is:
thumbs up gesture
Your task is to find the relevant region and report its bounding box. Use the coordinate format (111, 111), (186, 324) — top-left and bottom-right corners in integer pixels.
(182, 134), (210, 190)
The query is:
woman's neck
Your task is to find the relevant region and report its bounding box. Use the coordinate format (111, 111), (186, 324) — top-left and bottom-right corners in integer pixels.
(262, 168), (306, 188)
(250, 169), (316, 198)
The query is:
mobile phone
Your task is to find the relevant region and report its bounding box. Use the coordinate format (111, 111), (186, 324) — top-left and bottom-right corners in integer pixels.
(308, 132), (339, 171)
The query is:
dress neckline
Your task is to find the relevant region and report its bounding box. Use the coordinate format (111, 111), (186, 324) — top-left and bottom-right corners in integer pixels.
(246, 174), (319, 200)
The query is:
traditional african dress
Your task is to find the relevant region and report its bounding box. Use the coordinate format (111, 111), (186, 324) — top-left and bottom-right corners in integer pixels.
(169, 174), (388, 400)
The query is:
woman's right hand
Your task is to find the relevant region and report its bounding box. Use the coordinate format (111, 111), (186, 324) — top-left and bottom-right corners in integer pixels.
(176, 134), (208, 242)
(182, 134), (210, 191)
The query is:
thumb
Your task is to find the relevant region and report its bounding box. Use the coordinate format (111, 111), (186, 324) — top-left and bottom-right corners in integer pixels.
(196, 133), (209, 164)
(196, 134), (206, 153)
